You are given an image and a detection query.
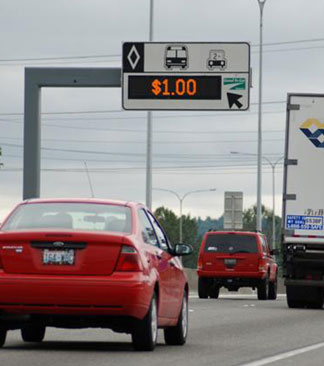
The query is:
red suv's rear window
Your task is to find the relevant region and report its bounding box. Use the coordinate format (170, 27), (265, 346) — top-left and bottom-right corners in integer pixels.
(204, 234), (258, 254)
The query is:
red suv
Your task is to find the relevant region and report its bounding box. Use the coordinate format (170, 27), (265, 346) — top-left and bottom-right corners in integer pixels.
(197, 231), (278, 300)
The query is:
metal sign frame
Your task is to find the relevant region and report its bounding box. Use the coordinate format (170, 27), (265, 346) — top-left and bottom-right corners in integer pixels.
(23, 67), (121, 200)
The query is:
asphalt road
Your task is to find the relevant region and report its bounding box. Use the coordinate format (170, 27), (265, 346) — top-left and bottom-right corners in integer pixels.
(1, 294), (324, 366)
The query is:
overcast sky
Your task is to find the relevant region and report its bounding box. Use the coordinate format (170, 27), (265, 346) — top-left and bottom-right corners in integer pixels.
(0, 0), (324, 222)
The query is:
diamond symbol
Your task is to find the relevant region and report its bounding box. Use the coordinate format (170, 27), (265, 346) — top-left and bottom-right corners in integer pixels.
(127, 45), (140, 70)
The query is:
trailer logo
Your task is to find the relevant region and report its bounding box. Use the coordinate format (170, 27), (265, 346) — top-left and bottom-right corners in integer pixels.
(300, 118), (324, 148)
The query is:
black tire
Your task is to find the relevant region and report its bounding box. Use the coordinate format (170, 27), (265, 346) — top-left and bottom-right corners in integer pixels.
(21, 325), (46, 343)
(286, 285), (324, 309)
(308, 288), (324, 309)
(286, 285), (306, 308)
(198, 277), (209, 299)
(287, 285), (305, 308)
(268, 277), (278, 300)
(0, 327), (7, 348)
(257, 275), (269, 300)
(209, 285), (220, 299)
(132, 293), (158, 351)
(164, 291), (188, 345)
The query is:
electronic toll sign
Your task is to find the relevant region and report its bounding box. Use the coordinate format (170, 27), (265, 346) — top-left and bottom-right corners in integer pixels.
(122, 42), (250, 111)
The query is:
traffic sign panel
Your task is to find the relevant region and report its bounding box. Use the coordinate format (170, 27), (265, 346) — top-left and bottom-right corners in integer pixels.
(122, 42), (250, 111)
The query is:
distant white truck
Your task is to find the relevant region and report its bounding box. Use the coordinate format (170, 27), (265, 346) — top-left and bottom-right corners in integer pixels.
(283, 93), (324, 309)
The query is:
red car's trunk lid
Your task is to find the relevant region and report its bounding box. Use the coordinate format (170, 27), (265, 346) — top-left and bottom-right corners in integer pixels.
(0, 231), (125, 275)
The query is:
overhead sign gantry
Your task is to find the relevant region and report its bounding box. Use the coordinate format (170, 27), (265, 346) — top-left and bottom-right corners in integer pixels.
(122, 42), (250, 111)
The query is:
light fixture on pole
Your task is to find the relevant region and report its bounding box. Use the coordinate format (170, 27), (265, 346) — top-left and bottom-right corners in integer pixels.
(265, 155), (283, 250)
(231, 151), (283, 249)
(256, 0), (267, 232)
(153, 188), (216, 243)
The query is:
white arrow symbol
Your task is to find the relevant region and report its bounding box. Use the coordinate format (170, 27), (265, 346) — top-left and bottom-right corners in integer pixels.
(127, 45), (141, 70)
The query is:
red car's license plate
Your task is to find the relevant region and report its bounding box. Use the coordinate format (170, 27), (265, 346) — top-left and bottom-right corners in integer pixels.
(43, 249), (75, 265)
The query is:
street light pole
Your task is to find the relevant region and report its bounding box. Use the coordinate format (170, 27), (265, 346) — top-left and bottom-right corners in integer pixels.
(146, 0), (154, 209)
(153, 188), (216, 243)
(262, 156), (283, 249)
(0, 146), (3, 169)
(256, 0), (266, 232)
(179, 197), (184, 243)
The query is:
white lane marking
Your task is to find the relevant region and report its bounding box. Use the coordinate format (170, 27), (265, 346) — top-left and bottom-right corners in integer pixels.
(240, 342), (324, 366)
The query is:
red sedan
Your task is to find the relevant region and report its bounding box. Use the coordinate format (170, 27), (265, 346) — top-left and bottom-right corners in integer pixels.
(0, 198), (192, 351)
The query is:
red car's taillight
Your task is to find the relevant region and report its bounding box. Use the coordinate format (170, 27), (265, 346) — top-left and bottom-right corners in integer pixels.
(115, 245), (143, 272)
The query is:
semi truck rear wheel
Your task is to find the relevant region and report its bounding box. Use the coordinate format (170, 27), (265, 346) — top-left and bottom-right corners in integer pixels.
(286, 285), (304, 308)
(308, 288), (324, 309)
(286, 285), (324, 309)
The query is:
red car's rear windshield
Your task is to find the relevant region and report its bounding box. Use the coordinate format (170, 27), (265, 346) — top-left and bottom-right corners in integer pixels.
(204, 234), (258, 254)
(2, 202), (132, 234)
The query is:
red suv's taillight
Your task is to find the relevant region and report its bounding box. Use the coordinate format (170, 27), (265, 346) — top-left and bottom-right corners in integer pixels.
(115, 245), (143, 272)
(197, 256), (204, 270)
(258, 257), (266, 271)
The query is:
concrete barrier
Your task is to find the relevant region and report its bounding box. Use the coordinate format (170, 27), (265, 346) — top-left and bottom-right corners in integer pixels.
(185, 268), (285, 294)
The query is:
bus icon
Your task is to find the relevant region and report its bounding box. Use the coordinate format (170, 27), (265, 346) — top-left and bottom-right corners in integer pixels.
(165, 45), (188, 70)
(207, 50), (227, 70)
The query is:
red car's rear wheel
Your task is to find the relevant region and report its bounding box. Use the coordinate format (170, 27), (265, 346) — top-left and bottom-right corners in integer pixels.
(0, 327), (7, 348)
(164, 291), (188, 345)
(132, 293), (158, 351)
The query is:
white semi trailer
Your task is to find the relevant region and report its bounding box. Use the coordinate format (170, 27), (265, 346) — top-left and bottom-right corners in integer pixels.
(283, 93), (324, 308)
